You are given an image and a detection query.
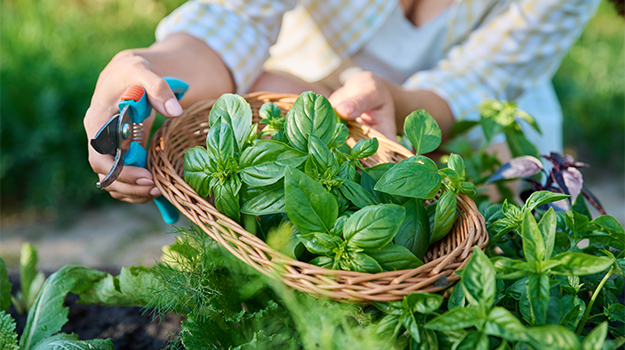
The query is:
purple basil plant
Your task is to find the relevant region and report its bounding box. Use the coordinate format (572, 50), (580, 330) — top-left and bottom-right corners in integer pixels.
(486, 152), (606, 215)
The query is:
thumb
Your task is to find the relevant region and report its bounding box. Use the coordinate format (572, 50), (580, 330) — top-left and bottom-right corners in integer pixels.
(139, 72), (183, 118)
(330, 88), (376, 121)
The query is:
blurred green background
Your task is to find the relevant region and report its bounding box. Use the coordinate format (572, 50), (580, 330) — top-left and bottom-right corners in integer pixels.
(1, 0), (623, 220)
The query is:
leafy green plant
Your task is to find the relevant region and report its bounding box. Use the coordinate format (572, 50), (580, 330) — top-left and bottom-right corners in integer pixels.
(183, 92), (479, 274)
(11, 243), (45, 315)
(0, 247), (162, 350)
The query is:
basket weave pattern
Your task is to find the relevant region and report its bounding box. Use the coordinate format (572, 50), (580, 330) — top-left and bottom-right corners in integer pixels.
(148, 92), (488, 302)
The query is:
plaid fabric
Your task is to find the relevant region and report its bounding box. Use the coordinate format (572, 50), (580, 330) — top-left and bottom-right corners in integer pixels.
(156, 0), (600, 119)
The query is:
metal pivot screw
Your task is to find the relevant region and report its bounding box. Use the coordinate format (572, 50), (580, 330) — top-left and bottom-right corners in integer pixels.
(121, 123), (131, 139)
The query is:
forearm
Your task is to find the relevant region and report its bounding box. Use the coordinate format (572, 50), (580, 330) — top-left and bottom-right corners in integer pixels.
(390, 85), (455, 141)
(119, 33), (235, 107)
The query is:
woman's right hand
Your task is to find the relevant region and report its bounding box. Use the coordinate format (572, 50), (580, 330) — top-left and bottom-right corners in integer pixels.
(84, 50), (185, 204)
(83, 33), (236, 204)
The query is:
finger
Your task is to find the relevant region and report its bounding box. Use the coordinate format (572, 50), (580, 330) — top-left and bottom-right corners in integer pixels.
(99, 173), (161, 198)
(138, 70), (183, 118)
(109, 191), (152, 204)
(329, 86), (381, 121)
(88, 149), (153, 185)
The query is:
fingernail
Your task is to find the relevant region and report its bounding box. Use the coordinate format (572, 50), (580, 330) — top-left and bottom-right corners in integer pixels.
(136, 178), (154, 186)
(164, 98), (183, 117)
(149, 187), (162, 197)
(336, 103), (355, 117)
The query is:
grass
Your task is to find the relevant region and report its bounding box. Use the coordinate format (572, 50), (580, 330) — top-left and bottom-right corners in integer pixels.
(1, 0), (622, 217)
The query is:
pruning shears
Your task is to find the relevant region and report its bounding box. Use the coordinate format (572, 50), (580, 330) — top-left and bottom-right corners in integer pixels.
(90, 77), (189, 224)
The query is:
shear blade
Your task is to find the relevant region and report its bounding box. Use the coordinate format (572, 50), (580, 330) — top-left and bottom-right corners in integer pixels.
(91, 114), (120, 155)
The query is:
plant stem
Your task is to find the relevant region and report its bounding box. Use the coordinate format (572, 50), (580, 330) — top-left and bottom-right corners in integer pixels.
(576, 267), (616, 335)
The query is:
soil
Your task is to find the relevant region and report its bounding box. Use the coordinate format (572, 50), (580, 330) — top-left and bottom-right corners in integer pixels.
(7, 273), (182, 350)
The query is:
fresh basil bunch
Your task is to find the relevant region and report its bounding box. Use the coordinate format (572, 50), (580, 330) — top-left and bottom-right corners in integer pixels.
(184, 91), (471, 273)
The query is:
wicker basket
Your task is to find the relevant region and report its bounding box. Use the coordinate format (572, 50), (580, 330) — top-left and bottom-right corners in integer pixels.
(148, 92), (488, 302)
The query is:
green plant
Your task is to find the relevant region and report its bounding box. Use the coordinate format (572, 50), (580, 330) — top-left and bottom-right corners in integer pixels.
(183, 92), (478, 273)
(0, 247), (160, 349)
(11, 243), (45, 315)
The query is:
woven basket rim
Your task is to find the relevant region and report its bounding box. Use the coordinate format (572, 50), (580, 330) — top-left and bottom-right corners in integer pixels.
(148, 92), (488, 302)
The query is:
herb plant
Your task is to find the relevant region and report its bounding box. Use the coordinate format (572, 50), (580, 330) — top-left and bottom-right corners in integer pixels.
(183, 92), (475, 272)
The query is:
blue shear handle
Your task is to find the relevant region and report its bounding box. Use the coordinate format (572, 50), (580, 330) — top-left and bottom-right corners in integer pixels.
(121, 78), (189, 224)
(163, 77), (189, 100)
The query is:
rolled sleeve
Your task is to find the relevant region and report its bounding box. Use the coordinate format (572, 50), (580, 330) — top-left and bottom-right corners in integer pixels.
(404, 0), (600, 121)
(156, 0), (296, 93)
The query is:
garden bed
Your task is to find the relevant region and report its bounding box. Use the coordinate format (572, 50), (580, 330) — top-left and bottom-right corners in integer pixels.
(7, 273), (180, 350)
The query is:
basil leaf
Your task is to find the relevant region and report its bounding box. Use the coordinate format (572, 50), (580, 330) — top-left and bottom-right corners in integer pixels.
(404, 292), (443, 314)
(206, 120), (235, 162)
(430, 190), (458, 243)
(525, 325), (581, 350)
(560, 303), (583, 331)
(365, 163), (395, 181)
(375, 156), (441, 199)
(340, 179), (378, 208)
(564, 211), (590, 237)
(308, 135), (337, 174)
(285, 91), (336, 152)
(400, 312), (421, 343)
(454, 331), (489, 350)
(184, 146), (212, 197)
(424, 307), (482, 331)
(239, 140), (308, 186)
(548, 252), (613, 276)
(272, 129), (285, 142)
(240, 182), (285, 216)
(527, 273), (549, 325)
(328, 123), (349, 149)
(462, 247), (496, 307)
(448, 284), (466, 309)
(522, 209), (546, 263)
(208, 94), (252, 151)
(259, 101), (282, 121)
(304, 156), (319, 179)
(344, 204), (406, 250)
(484, 307), (527, 342)
(310, 256), (334, 269)
(284, 167), (338, 234)
(404, 109), (442, 155)
(607, 303), (625, 323)
(524, 191), (571, 212)
(360, 169), (400, 205)
(351, 138), (379, 159)
(338, 162), (358, 182)
(366, 244), (423, 271)
(538, 208), (557, 260)
(592, 215), (625, 248)
(372, 301), (404, 315)
(504, 127), (540, 159)
(342, 252), (383, 273)
(491, 257), (534, 279)
(214, 176), (241, 222)
(298, 233), (343, 255)
(394, 199), (430, 260)
(330, 215), (349, 237)
(376, 314), (402, 341)
(447, 153), (465, 179)
(582, 322), (607, 350)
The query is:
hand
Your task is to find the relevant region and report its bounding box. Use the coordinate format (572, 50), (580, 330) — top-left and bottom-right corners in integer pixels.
(83, 51), (183, 204)
(328, 72), (398, 140)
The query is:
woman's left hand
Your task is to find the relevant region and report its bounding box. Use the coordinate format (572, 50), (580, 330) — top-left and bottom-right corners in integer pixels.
(328, 71), (398, 140)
